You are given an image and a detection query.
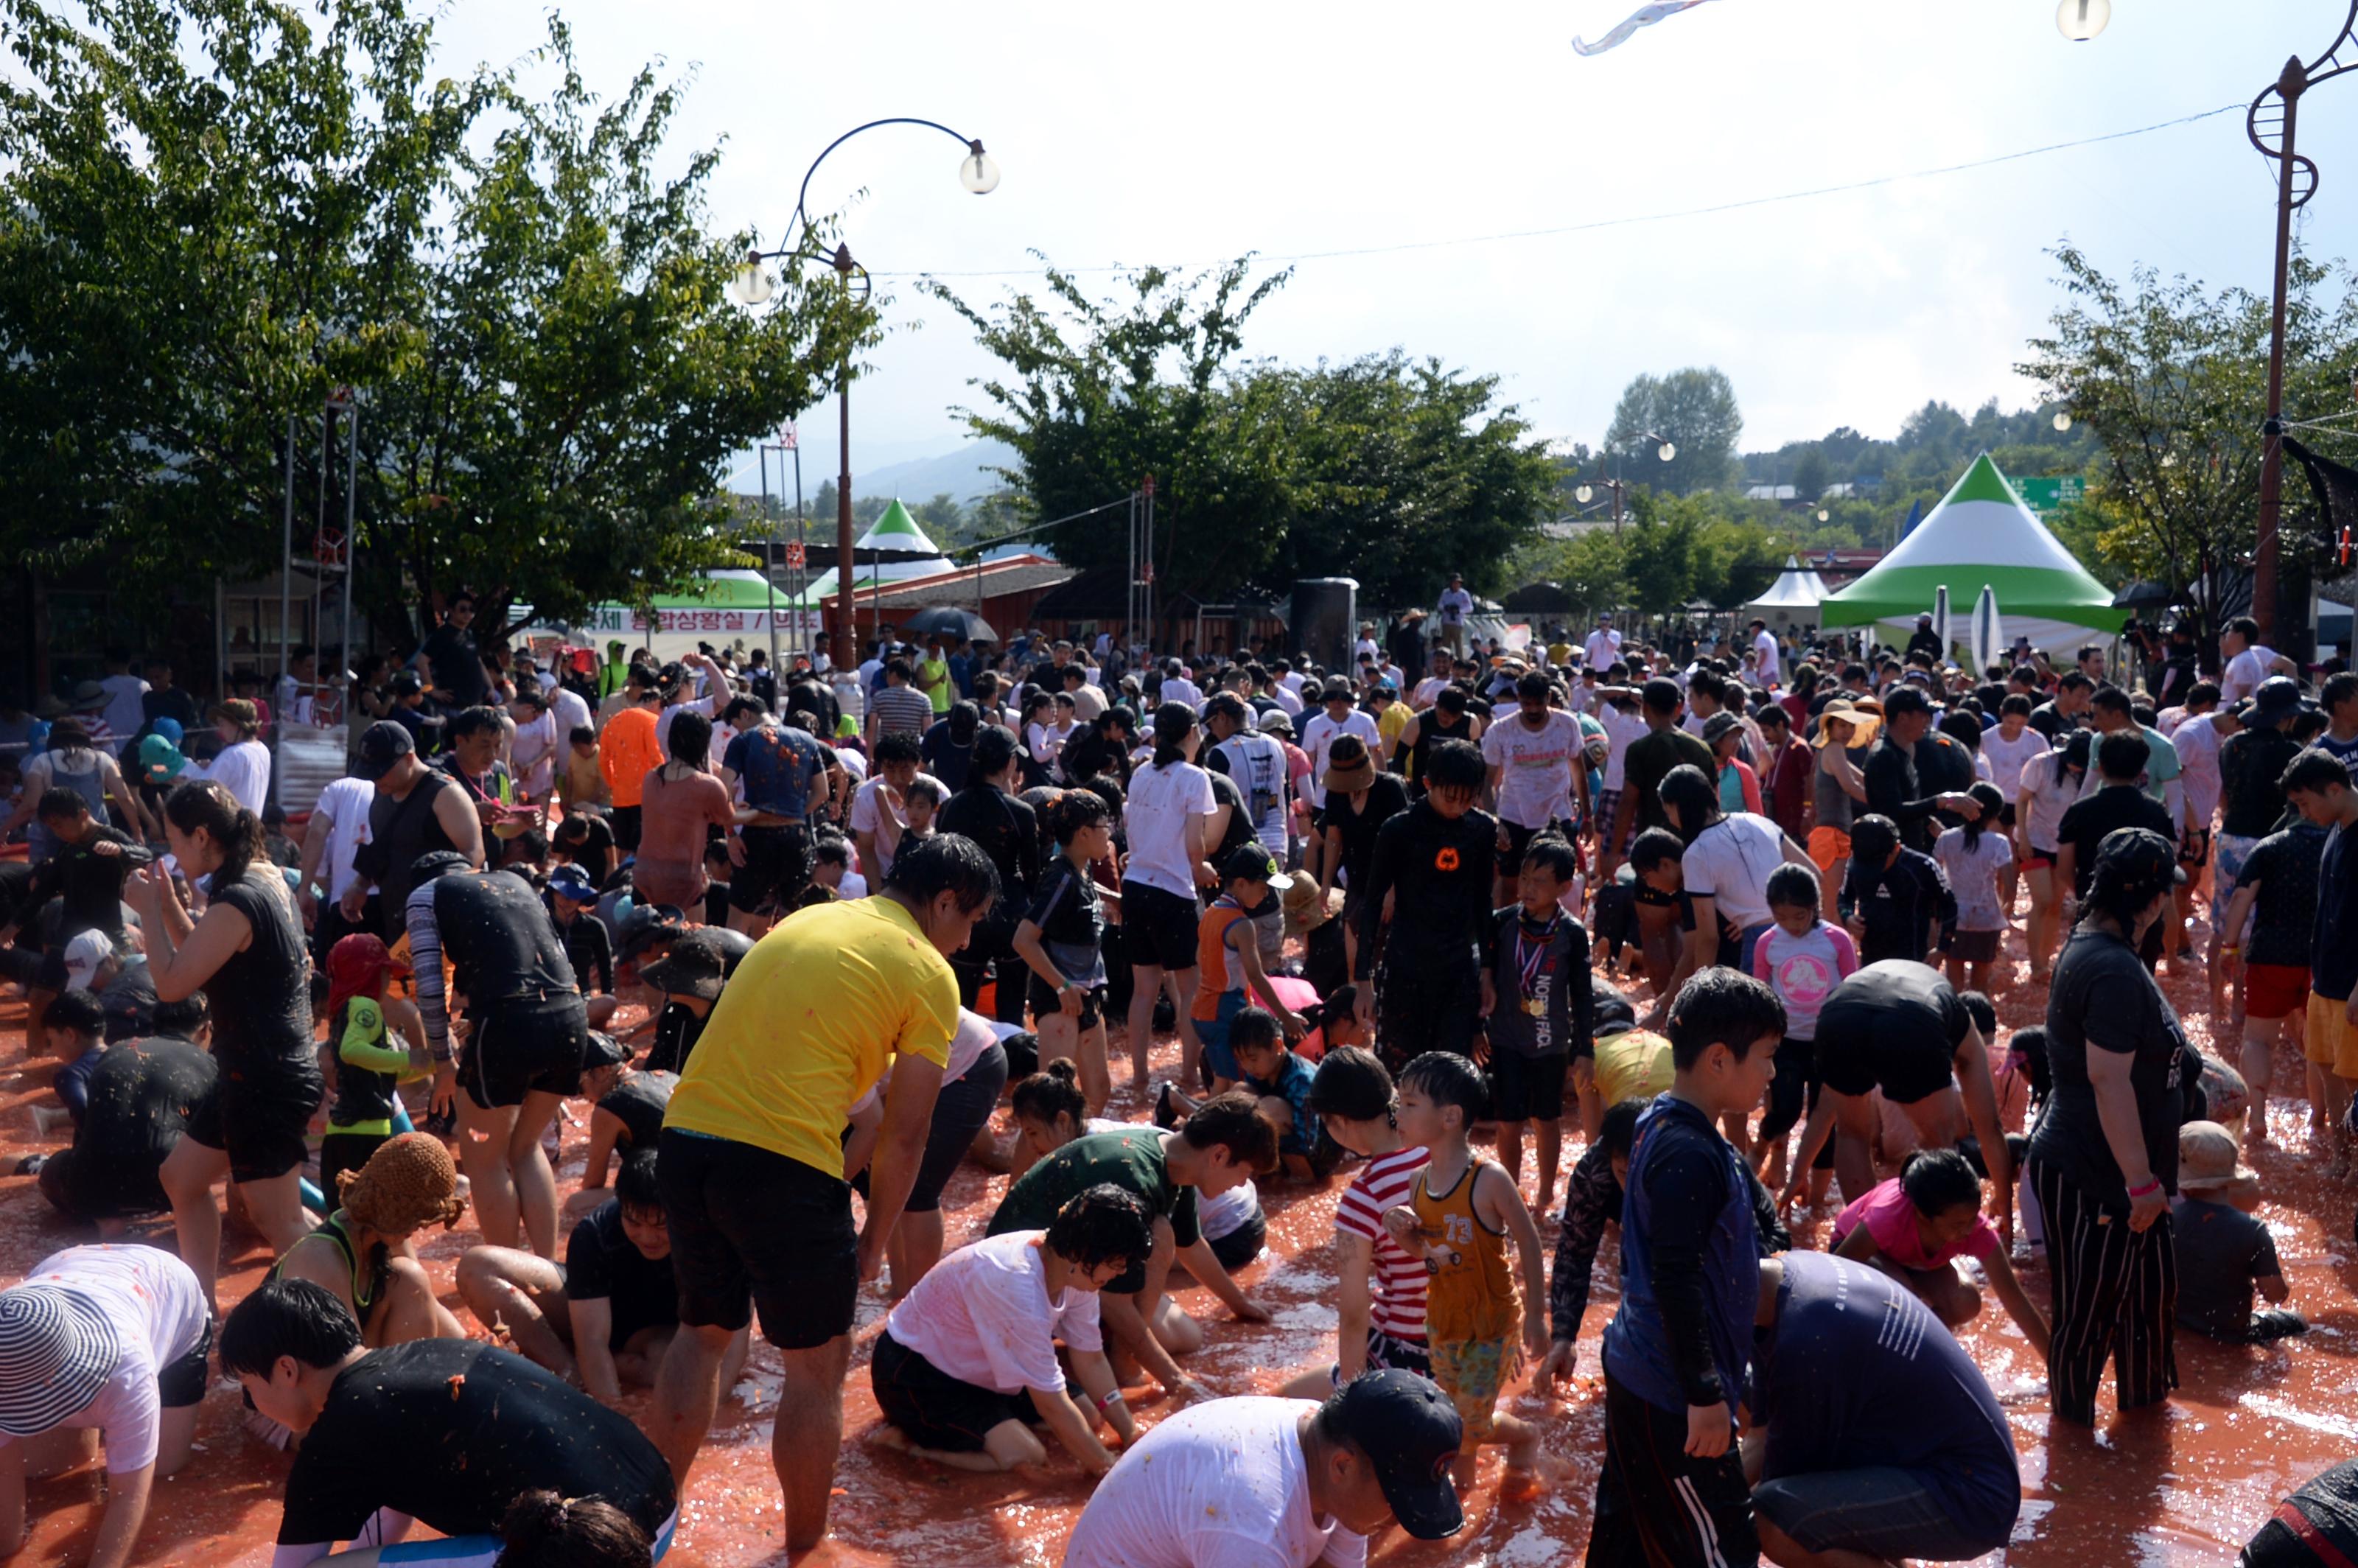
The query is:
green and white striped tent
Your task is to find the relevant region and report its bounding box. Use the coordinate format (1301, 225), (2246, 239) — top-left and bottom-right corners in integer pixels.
(1819, 454), (2125, 654)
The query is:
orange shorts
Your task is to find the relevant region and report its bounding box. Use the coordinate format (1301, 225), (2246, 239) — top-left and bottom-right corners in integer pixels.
(2306, 992), (2358, 1078)
(1807, 826), (1850, 872)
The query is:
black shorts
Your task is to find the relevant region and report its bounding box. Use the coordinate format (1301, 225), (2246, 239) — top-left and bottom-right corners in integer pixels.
(1027, 973), (1105, 1032)
(1488, 1049), (1568, 1123)
(731, 823), (814, 914)
(1208, 1208), (1269, 1273)
(871, 1330), (1034, 1452)
(185, 1059), (323, 1183)
(1589, 1369), (1760, 1568)
(320, 1130), (391, 1200)
(908, 1044), (1007, 1214)
(33, 945), (70, 993)
(1998, 801), (2018, 831)
(1500, 819), (1570, 874)
(1760, 1036), (1816, 1142)
(659, 1127), (855, 1349)
(1121, 881), (1200, 972)
(611, 804), (643, 853)
(157, 1316), (214, 1409)
(459, 995), (590, 1109)
(1816, 1008), (1956, 1105)
(1376, 945), (1480, 1069)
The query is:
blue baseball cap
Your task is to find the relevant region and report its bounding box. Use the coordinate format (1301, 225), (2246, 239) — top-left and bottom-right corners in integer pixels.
(547, 864), (595, 902)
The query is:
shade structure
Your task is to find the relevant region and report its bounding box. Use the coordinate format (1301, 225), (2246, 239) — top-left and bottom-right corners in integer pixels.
(1819, 454), (2126, 653)
(800, 498), (956, 600)
(1746, 555), (1833, 617)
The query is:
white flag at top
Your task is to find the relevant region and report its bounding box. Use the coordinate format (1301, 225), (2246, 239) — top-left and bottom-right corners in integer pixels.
(778, 421), (797, 450)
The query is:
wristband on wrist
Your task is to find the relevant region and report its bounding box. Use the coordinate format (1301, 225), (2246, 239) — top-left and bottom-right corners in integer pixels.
(1096, 1390), (1124, 1411)
(2127, 1177), (2161, 1199)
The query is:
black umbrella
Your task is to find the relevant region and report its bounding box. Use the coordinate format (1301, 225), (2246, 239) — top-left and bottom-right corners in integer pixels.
(897, 605), (998, 643)
(2111, 580), (2173, 609)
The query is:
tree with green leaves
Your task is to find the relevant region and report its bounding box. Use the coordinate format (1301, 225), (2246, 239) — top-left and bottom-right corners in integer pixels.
(0, 0), (865, 645)
(2018, 243), (2358, 642)
(1606, 367), (1743, 495)
(926, 258), (1296, 599)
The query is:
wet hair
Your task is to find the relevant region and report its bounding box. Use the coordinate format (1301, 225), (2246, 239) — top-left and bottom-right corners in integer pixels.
(1641, 677), (1682, 716)
(152, 993), (208, 1034)
(873, 732), (922, 768)
(1765, 862), (1819, 913)
(2001, 693), (2032, 718)
(2093, 729), (2147, 783)
(1959, 782), (2006, 852)
(1939, 711), (1983, 752)
(1399, 1051), (1488, 1126)
(2054, 728), (2092, 784)
(2292, 709), (2329, 746)
(971, 724), (1020, 781)
(883, 833), (998, 914)
(2090, 685), (2133, 719)
(1665, 967), (1785, 1070)
(218, 1278), (363, 1376)
(45, 718), (92, 752)
(2227, 615), (2261, 641)
(903, 776), (943, 811)
(2283, 749), (2353, 797)
(1598, 1097), (1646, 1161)
(1012, 1058), (1088, 1127)
(446, 704), (503, 741)
(35, 786), (91, 823)
(1421, 736), (1487, 794)
(1435, 685), (1469, 716)
(1629, 827), (1687, 875)
(497, 1490), (653, 1568)
(2010, 1024), (2053, 1107)
(813, 835), (852, 869)
(1521, 834), (1579, 884)
(1046, 1183), (1155, 1274)
(615, 1147), (663, 1219)
(164, 779), (267, 888)
(1304, 1045), (1393, 1123)
(1042, 788), (1110, 845)
(1957, 990), (1997, 1039)
(43, 987), (105, 1038)
(1754, 702), (1790, 731)
(1656, 765), (1719, 837)
(946, 700), (980, 745)
(1178, 1091), (1280, 1175)
(1227, 1006), (1283, 1060)
(1848, 813), (1899, 865)
(1899, 1147), (1984, 1218)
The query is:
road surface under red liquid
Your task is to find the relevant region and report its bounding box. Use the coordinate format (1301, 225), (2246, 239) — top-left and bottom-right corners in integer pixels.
(3, 903), (2351, 1566)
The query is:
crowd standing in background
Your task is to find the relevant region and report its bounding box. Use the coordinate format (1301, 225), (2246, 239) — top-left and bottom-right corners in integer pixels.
(3, 593), (2358, 1568)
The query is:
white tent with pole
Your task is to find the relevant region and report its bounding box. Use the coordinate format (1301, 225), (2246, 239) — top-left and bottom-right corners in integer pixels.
(1746, 555), (1833, 621)
(1819, 453), (2127, 654)
(799, 498), (958, 602)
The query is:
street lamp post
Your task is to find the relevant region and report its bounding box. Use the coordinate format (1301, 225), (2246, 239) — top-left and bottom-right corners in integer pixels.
(730, 118), (999, 675)
(2247, 1), (2357, 650)
(1572, 477), (1629, 533)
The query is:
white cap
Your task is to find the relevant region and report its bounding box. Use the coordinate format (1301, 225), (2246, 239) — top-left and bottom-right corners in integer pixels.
(61, 929), (113, 992)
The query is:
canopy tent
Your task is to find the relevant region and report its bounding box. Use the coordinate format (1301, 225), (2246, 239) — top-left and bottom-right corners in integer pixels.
(1819, 454), (2126, 654)
(1746, 556), (1833, 619)
(800, 498), (958, 603)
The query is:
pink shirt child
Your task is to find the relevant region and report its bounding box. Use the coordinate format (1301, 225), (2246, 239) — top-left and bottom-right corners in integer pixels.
(1833, 1177), (2001, 1270)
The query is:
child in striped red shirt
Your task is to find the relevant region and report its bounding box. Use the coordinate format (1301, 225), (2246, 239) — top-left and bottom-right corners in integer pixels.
(1284, 1047), (1430, 1387)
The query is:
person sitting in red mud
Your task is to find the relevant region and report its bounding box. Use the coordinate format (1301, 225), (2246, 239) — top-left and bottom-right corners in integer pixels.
(0, 1245), (211, 1568)
(868, 1183), (1149, 1477)
(1061, 1369), (1465, 1568)
(220, 1278), (676, 1567)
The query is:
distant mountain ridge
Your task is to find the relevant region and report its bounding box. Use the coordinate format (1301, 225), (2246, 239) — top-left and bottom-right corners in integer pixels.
(854, 439), (1017, 505)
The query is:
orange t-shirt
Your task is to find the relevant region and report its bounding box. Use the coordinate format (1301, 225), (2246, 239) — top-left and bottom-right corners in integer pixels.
(1192, 901), (1250, 1021)
(601, 707), (662, 808)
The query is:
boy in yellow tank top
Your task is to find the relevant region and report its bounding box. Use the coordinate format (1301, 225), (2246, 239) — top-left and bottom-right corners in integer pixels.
(1382, 1051), (1550, 1494)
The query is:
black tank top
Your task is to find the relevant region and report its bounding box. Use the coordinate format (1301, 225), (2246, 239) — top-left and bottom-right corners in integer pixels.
(1407, 711), (1472, 792)
(430, 870), (577, 1005)
(208, 870), (315, 1073)
(370, 771), (462, 939)
(598, 1070), (678, 1149)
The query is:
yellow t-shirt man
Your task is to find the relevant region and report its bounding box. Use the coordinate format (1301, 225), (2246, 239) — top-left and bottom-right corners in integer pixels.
(1592, 1026), (1675, 1107)
(665, 895), (960, 1177)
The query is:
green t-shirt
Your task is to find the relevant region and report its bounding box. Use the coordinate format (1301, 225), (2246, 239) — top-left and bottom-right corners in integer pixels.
(987, 1126), (1200, 1247)
(915, 655), (952, 714)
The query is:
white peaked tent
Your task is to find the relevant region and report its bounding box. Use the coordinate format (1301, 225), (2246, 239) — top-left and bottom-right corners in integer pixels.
(1746, 556), (1833, 620)
(797, 498), (958, 601)
(1820, 454), (2126, 654)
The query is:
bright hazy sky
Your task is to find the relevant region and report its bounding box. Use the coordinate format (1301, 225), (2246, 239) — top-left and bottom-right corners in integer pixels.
(433, 0), (2358, 471)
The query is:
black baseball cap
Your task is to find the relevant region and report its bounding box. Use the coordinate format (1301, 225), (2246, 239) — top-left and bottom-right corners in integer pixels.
(640, 928), (730, 1000)
(357, 719), (414, 781)
(2093, 826), (2186, 891)
(1330, 1369), (1464, 1540)
(1220, 842), (1292, 893)
(581, 1030), (630, 1069)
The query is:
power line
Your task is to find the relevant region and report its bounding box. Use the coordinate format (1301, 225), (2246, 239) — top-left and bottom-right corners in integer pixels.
(877, 102), (2244, 281)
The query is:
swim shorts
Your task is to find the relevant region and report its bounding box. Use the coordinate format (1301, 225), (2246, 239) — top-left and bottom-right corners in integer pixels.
(1428, 1333), (1514, 1443)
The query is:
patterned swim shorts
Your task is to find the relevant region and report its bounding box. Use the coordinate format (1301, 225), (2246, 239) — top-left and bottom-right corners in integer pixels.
(1427, 1334), (1514, 1443)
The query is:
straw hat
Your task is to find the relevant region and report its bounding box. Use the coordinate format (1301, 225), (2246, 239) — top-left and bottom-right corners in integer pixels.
(1812, 698), (1881, 749)
(1323, 749), (1376, 797)
(339, 1131), (466, 1235)
(1281, 873), (1330, 938)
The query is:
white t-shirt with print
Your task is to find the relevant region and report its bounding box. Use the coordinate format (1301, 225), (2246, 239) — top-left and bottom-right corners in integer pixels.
(1679, 812), (1790, 932)
(310, 776), (377, 903)
(1063, 1396), (1368, 1568)
(1480, 710), (1581, 830)
(1125, 760), (1217, 900)
(1298, 710), (1380, 810)
(1978, 724), (2046, 805)
(1934, 825), (2015, 933)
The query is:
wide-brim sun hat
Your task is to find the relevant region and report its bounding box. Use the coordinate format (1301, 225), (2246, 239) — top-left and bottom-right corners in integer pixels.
(0, 1284), (120, 1435)
(1323, 752), (1376, 796)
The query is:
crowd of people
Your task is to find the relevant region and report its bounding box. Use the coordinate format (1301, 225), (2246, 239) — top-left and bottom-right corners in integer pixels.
(2, 591), (2357, 1567)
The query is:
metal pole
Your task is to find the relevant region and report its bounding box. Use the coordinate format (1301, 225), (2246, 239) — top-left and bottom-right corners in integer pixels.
(1144, 474), (1156, 651)
(793, 439), (806, 659)
(2255, 55), (2306, 648)
(760, 445), (780, 668)
(834, 248), (857, 673)
(279, 413), (295, 750)
(1126, 491), (1137, 654)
